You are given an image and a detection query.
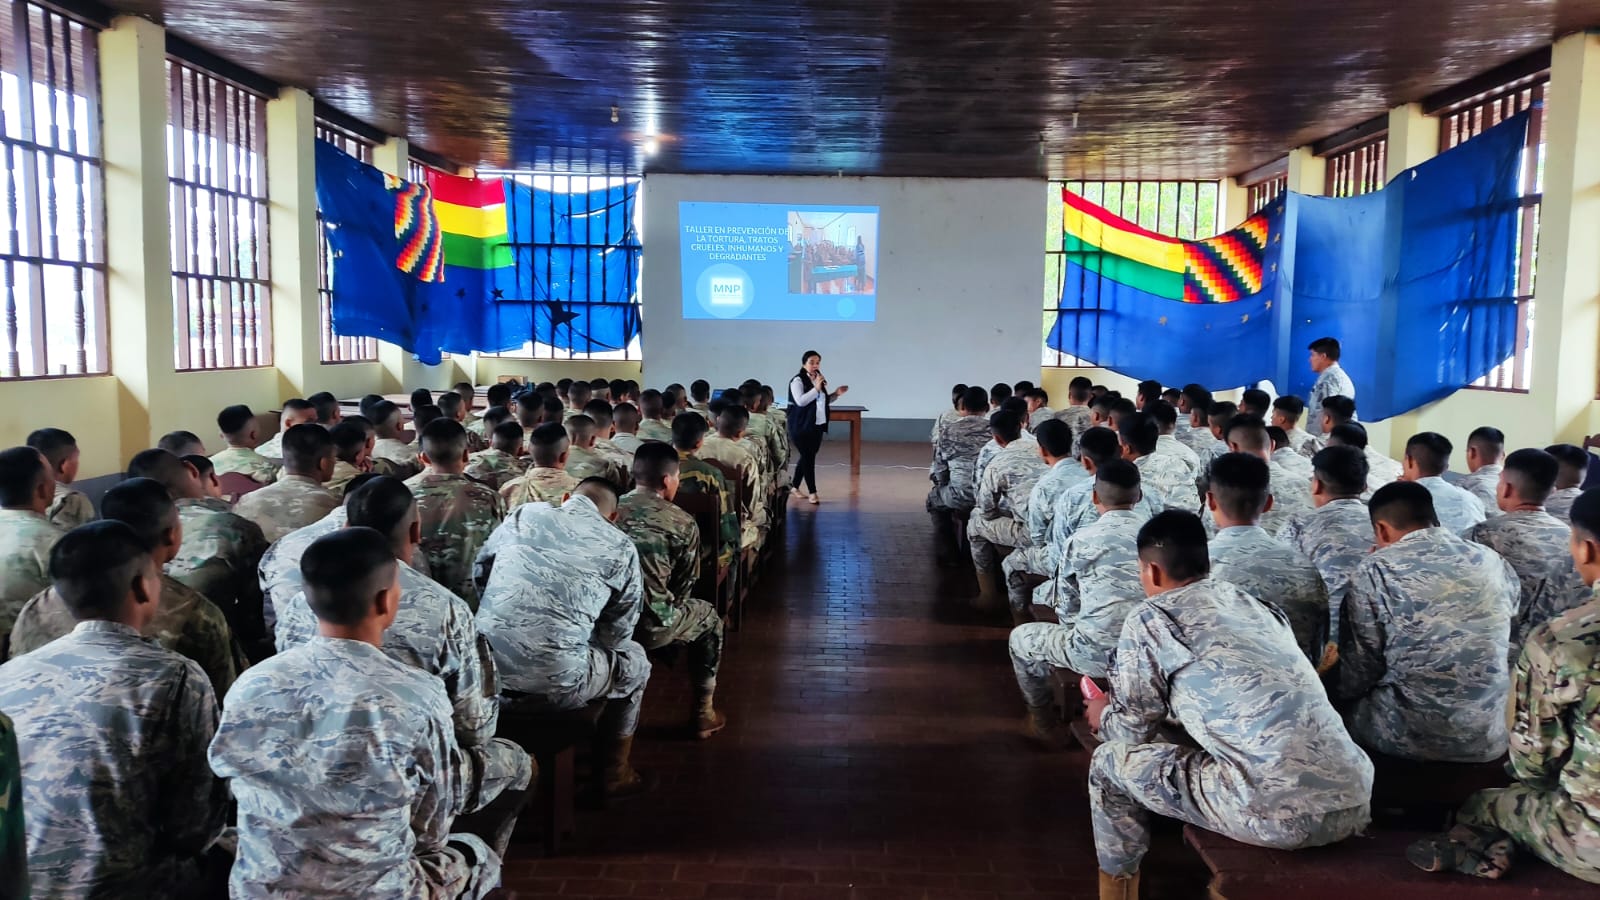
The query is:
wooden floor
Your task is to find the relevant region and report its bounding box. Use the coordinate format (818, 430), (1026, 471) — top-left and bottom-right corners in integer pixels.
(501, 441), (1209, 900)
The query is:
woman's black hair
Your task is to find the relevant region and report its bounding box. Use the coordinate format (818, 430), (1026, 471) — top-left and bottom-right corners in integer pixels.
(801, 349), (821, 364)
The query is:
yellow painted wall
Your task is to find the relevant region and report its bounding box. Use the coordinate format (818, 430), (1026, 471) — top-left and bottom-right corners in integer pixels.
(1, 377), (121, 477)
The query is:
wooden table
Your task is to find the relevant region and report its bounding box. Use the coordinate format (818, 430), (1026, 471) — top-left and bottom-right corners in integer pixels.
(828, 405), (867, 473)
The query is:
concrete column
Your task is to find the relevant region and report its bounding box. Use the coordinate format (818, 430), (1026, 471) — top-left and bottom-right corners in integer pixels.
(1286, 146), (1326, 196)
(1538, 32), (1600, 441)
(1220, 177), (1250, 229)
(99, 16), (171, 465)
(266, 88), (320, 396)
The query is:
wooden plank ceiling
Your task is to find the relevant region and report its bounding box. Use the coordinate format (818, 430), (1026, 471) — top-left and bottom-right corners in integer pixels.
(107, 0), (1600, 179)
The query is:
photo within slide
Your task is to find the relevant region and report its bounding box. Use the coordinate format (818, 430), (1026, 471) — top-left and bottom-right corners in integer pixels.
(680, 201), (879, 321)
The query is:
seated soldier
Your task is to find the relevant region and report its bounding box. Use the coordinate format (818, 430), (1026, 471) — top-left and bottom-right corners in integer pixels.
(1459, 426), (1506, 515)
(1, 711), (22, 898)
(1174, 385), (1214, 456)
(26, 428), (93, 529)
(564, 414), (629, 486)
(411, 387), (434, 410)
(369, 399), (423, 478)
(0, 521), (228, 898)
(975, 397), (1035, 487)
(414, 404), (446, 432)
(1147, 400), (1201, 476)
(1202, 401), (1236, 464)
(1267, 425), (1314, 483)
(184, 453), (226, 500)
(467, 421), (529, 491)
(637, 390), (673, 442)
(234, 423), (341, 542)
(512, 391), (543, 433)
(929, 386), (993, 564)
(615, 443), (728, 739)
(470, 383), (514, 439)
(1271, 395), (1318, 457)
(254, 398), (317, 462)
(127, 448), (270, 657)
(328, 418), (375, 497)
(1219, 414), (1312, 535)
(500, 421), (580, 511)
(158, 430), (206, 457)
(1336, 482), (1517, 762)
(566, 381), (594, 422)
(969, 408), (1049, 611)
(584, 399), (635, 471)
(11, 477), (244, 697)
(589, 377), (611, 405)
(1238, 387), (1271, 418)
(931, 383), (969, 444)
(555, 378), (573, 408)
(1000, 419), (1089, 623)
(258, 477), (385, 637)
(1311, 394), (1358, 457)
(1087, 511), (1373, 900)
(1010, 460), (1148, 747)
(1132, 380), (1161, 412)
(1120, 411), (1200, 511)
(1401, 431), (1487, 532)
(439, 391), (486, 454)
(407, 419), (505, 609)
(1023, 388), (1055, 430)
(672, 412), (739, 573)
(744, 384), (788, 480)
(212, 529), (505, 898)
(1324, 422), (1400, 496)
(1465, 449), (1572, 649)
(1205, 452), (1331, 662)
(687, 379), (712, 420)
(611, 402), (644, 454)
(734, 388), (776, 483)
(307, 390), (342, 428)
(990, 382), (1014, 409)
(700, 405), (767, 549)
(358, 392), (385, 420)
(1543, 443), (1588, 523)
(1410, 489), (1600, 884)
(0, 447), (61, 656)
(275, 478), (533, 854)
(211, 403), (281, 483)
(1278, 445), (1374, 631)
(475, 479), (653, 797)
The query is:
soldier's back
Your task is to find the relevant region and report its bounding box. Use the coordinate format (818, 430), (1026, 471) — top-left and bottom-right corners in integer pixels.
(407, 472), (503, 607)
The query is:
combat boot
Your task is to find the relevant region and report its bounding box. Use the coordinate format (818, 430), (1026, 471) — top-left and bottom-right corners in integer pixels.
(973, 568), (1004, 613)
(1098, 870), (1139, 900)
(1023, 703), (1071, 750)
(692, 689), (728, 740)
(600, 735), (653, 799)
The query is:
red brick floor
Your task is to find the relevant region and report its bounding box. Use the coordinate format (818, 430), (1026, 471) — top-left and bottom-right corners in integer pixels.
(501, 442), (1210, 900)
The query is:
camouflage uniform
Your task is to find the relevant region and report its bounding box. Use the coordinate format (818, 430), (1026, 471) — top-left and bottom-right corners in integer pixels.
(466, 448), (529, 492)
(1277, 498), (1375, 632)
(1451, 586), (1600, 884)
(1177, 421), (1217, 457)
(1027, 407), (1055, 430)
(1363, 448), (1403, 496)
(1337, 527), (1517, 762)
(1033, 480), (1163, 614)
(1002, 458), (1092, 611)
(1459, 464), (1504, 516)
(611, 432), (645, 455)
(678, 451), (739, 570)
(1414, 475), (1487, 534)
(210, 637), (503, 899)
(254, 431), (285, 463)
(276, 562), (532, 815)
(1135, 452), (1201, 512)
(1308, 362), (1356, 426)
(0, 509), (60, 643)
(11, 574), (244, 700)
(1090, 578), (1373, 876)
(258, 508), (347, 636)
(1273, 447), (1314, 484)
(636, 419), (673, 443)
(475, 498), (650, 735)
(407, 471), (505, 610)
(615, 490), (722, 696)
(170, 496), (270, 649)
(1546, 486), (1582, 524)
(748, 411), (788, 475)
(1010, 508), (1145, 692)
(1155, 433), (1201, 476)
(1467, 509), (1571, 633)
(976, 433), (1036, 491)
(0, 621), (227, 898)
(500, 465), (579, 511)
(928, 415), (991, 513)
(326, 459), (368, 497)
(1284, 426), (1318, 458)
(371, 436), (422, 478)
(700, 436), (765, 548)
(1053, 405), (1094, 452)
(594, 437), (635, 471)
(765, 408), (791, 469)
(969, 442), (1048, 571)
(1210, 524), (1331, 661)
(210, 445), (280, 483)
(46, 482), (94, 530)
(0, 711), (23, 900)
(566, 445), (629, 488)
(930, 408), (961, 446)
(233, 474), (341, 543)
(1517, 555), (1591, 660)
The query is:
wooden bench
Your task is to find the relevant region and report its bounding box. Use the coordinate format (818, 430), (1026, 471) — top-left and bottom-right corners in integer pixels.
(1184, 825), (1595, 899)
(496, 700), (606, 855)
(1370, 754), (1513, 826)
(672, 489), (733, 620)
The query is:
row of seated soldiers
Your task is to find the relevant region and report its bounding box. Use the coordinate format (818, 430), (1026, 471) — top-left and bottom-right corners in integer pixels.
(0, 375), (798, 899)
(928, 376), (1598, 899)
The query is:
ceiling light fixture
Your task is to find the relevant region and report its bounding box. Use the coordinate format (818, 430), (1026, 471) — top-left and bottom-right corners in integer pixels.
(643, 137), (660, 156)
(610, 105), (620, 124)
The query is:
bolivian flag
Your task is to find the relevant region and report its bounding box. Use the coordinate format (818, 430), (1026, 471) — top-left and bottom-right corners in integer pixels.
(428, 173), (513, 274)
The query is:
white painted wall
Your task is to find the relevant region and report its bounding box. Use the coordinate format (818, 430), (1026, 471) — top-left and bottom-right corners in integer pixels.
(642, 175), (1046, 420)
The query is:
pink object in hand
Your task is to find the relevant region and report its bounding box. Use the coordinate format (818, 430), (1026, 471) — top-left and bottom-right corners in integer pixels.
(1080, 676), (1105, 702)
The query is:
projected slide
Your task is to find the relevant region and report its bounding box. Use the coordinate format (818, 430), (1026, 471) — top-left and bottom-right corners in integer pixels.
(680, 202), (878, 321)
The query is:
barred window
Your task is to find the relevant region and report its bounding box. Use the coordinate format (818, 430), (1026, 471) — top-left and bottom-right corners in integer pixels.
(1246, 172), (1286, 213)
(167, 57), (269, 370)
(1437, 75), (1545, 392)
(0, 1), (104, 378)
(315, 119), (376, 362)
(1323, 134), (1388, 198)
(1044, 180), (1220, 367)
(484, 172), (642, 361)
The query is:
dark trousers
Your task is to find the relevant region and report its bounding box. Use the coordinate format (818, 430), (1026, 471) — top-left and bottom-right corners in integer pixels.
(791, 429), (824, 493)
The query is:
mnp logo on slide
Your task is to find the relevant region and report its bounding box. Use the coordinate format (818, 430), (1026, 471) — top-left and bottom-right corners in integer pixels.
(695, 264), (754, 318)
